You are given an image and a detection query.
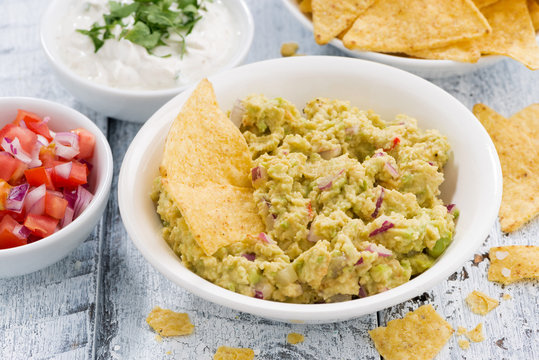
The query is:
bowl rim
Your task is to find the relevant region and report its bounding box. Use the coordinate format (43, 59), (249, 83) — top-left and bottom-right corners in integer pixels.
(0, 97), (113, 258)
(119, 56), (502, 322)
(279, 0), (505, 69)
(40, 0), (255, 98)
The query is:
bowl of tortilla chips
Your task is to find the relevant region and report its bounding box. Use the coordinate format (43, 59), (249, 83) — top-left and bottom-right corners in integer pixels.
(282, 0), (539, 78)
(118, 56), (502, 323)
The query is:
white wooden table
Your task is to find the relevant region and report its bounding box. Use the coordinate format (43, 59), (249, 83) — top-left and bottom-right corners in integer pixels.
(1, 1), (538, 359)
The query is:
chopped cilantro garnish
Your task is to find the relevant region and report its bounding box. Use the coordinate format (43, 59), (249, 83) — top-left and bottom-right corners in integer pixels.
(77, 0), (205, 55)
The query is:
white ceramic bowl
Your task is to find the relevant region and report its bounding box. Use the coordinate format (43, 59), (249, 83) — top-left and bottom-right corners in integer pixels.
(0, 98), (113, 278)
(119, 56), (502, 323)
(40, 0), (254, 123)
(280, 0), (505, 78)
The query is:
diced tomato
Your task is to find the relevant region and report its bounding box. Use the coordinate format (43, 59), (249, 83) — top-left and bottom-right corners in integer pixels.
(0, 124), (38, 155)
(51, 161), (88, 188)
(15, 109), (53, 141)
(0, 209), (26, 223)
(24, 214), (58, 238)
(0, 214), (26, 249)
(0, 152), (21, 181)
(24, 167), (54, 190)
(72, 128), (95, 160)
(45, 192), (68, 220)
(39, 144), (56, 168)
(0, 179), (11, 211)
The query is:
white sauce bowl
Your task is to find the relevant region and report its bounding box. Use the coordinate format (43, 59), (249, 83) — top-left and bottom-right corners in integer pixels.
(0, 98), (113, 278)
(40, 0), (254, 123)
(118, 56), (502, 323)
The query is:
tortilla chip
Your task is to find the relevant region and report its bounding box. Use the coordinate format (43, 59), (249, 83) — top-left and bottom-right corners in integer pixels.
(458, 339), (471, 350)
(529, 0), (539, 30)
(488, 245), (539, 284)
(213, 346), (255, 360)
(146, 307), (194, 336)
(465, 291), (499, 315)
(476, 0), (539, 70)
(160, 79), (253, 189)
(312, 0), (375, 45)
(163, 180), (264, 256)
(406, 40), (481, 63)
(368, 305), (453, 360)
(299, 0), (312, 13)
(473, 0), (499, 8)
(342, 0), (490, 52)
(473, 104), (539, 232)
(160, 79), (264, 255)
(287, 333), (304, 344)
(510, 104), (539, 145)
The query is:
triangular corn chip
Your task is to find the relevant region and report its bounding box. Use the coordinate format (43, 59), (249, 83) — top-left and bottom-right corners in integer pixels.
(342, 0), (490, 52)
(406, 40), (481, 63)
(312, 0), (375, 45)
(528, 0), (539, 31)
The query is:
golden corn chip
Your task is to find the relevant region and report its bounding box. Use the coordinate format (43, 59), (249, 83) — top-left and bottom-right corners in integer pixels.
(473, 104), (539, 232)
(406, 40), (481, 63)
(146, 307), (194, 336)
(368, 305), (453, 360)
(213, 346), (255, 360)
(163, 180), (264, 256)
(287, 333), (305, 344)
(342, 0), (490, 53)
(312, 0), (375, 45)
(510, 103), (539, 145)
(476, 0), (539, 70)
(299, 0), (312, 13)
(528, 0), (539, 30)
(465, 290), (499, 315)
(160, 79), (253, 189)
(473, 0), (499, 8)
(488, 245), (539, 284)
(160, 79), (264, 255)
(458, 339), (471, 350)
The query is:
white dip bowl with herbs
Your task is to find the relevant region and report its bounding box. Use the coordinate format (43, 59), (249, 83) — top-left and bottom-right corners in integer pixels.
(41, 0), (254, 122)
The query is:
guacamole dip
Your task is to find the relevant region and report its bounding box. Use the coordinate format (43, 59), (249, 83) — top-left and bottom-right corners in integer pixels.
(153, 94), (457, 303)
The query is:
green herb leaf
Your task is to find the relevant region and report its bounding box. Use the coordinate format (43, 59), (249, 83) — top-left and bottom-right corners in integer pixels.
(124, 21), (162, 51)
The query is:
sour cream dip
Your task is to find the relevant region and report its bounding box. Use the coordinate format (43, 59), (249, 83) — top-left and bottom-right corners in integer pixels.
(55, 0), (239, 90)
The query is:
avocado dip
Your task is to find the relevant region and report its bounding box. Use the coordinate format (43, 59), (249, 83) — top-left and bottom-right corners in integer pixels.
(152, 94), (457, 304)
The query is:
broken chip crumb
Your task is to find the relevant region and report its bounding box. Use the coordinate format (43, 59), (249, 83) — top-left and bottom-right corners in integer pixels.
(280, 42), (299, 57)
(146, 306), (194, 337)
(213, 346), (255, 360)
(368, 305), (453, 360)
(457, 326), (467, 336)
(166, 351), (172, 356)
(458, 339), (471, 350)
(287, 333), (304, 344)
(487, 246), (539, 284)
(465, 290), (499, 315)
(466, 323), (485, 343)
(502, 293), (512, 300)
(155, 334), (163, 343)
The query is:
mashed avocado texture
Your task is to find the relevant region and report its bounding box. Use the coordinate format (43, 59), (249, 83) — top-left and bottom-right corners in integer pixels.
(153, 95), (457, 303)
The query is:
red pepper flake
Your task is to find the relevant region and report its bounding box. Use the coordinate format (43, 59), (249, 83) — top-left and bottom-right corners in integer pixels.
(307, 201), (313, 219)
(384, 137), (400, 152)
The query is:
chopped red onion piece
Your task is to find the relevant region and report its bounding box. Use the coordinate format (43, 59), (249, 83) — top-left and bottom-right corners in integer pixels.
(6, 183), (29, 212)
(318, 146), (341, 160)
(230, 99), (246, 126)
(372, 151), (385, 158)
(2, 137), (32, 164)
(73, 185), (93, 218)
(36, 134), (49, 146)
(55, 132), (79, 149)
(60, 206), (75, 228)
(358, 285), (367, 298)
(446, 204), (456, 213)
(371, 188), (385, 218)
(251, 166), (268, 187)
(258, 232), (274, 244)
(366, 243), (393, 257)
(54, 162), (72, 179)
(54, 141), (79, 160)
(368, 221), (394, 237)
(25, 184), (46, 215)
(318, 169), (344, 191)
(384, 162), (399, 178)
(63, 188), (77, 208)
(14, 224), (31, 239)
(428, 161), (435, 166)
(28, 141), (43, 168)
(241, 253), (256, 261)
(254, 290), (264, 299)
(355, 257), (364, 266)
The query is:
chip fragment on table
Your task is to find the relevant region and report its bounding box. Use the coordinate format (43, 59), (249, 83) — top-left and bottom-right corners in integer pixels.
(488, 245), (539, 284)
(146, 306), (194, 336)
(465, 290), (499, 315)
(213, 346), (255, 360)
(473, 103), (539, 232)
(287, 332), (305, 344)
(368, 304), (453, 360)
